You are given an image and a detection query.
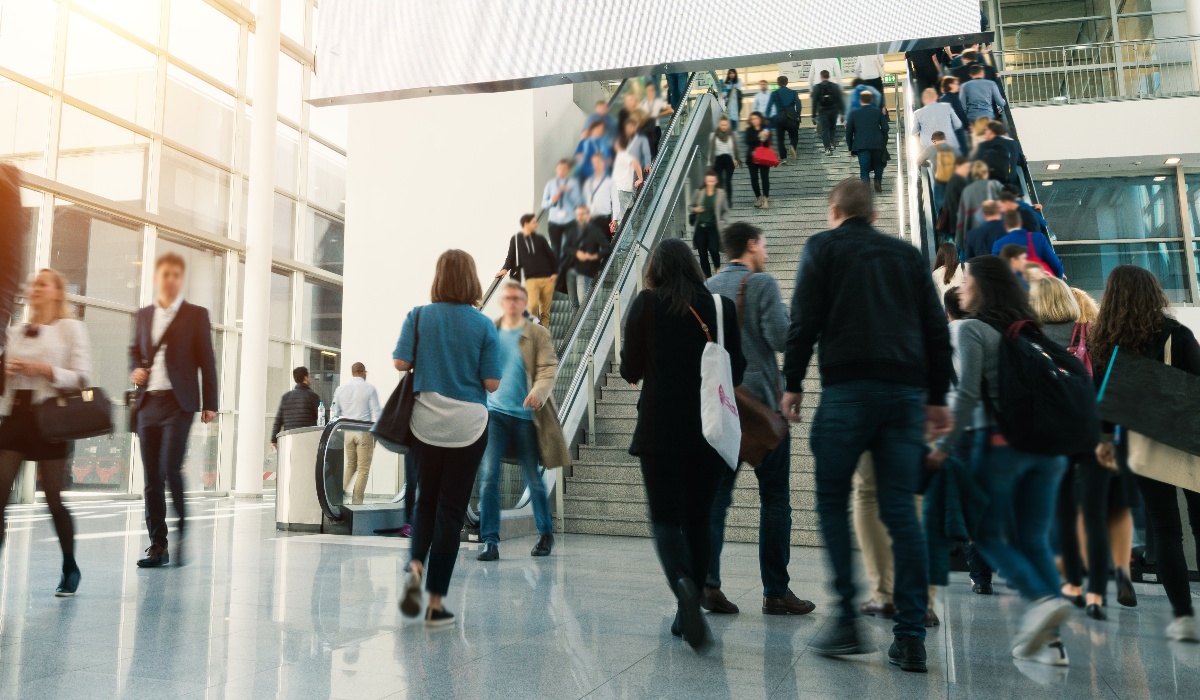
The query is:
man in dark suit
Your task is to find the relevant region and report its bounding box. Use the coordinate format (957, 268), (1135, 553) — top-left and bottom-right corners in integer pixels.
(0, 164), (27, 394)
(845, 91), (890, 193)
(129, 252), (218, 568)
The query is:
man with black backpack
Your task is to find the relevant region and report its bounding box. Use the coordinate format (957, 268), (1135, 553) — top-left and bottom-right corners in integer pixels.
(970, 121), (1025, 188)
(768, 75), (802, 165)
(811, 70), (844, 156)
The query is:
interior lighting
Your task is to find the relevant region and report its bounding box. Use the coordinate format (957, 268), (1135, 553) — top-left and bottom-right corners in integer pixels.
(1046, 163), (1061, 171)
(1164, 157), (1181, 165)
(1153, 176), (1167, 181)
(1041, 181), (1054, 186)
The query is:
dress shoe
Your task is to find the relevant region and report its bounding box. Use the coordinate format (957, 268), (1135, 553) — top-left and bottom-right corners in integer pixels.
(1116, 569), (1138, 608)
(1062, 592), (1085, 608)
(477, 543), (499, 561)
(810, 617), (866, 656)
(860, 599), (896, 617)
(55, 567), (81, 597)
(763, 590), (815, 616)
(136, 544), (169, 568)
(1086, 604), (1106, 620)
(874, 181), (884, 194)
(701, 586), (739, 614)
(530, 534), (553, 557)
(972, 581), (994, 595)
(924, 609), (941, 627)
(673, 578), (709, 650)
(888, 636), (928, 673)
(670, 612), (683, 637)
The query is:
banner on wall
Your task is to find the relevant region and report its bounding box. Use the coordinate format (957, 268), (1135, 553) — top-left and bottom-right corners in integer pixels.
(312, 0), (982, 104)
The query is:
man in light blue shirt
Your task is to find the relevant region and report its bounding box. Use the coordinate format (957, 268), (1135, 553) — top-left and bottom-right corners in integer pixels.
(333, 362), (382, 505)
(541, 159), (584, 261)
(959, 65), (1006, 122)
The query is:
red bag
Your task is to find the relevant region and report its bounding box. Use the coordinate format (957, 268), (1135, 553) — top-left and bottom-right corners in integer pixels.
(1025, 232), (1054, 276)
(1067, 322), (1092, 377)
(751, 146), (779, 167)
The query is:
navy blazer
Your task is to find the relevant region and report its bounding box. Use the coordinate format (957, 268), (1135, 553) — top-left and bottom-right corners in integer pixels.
(129, 301), (219, 413)
(845, 105), (890, 154)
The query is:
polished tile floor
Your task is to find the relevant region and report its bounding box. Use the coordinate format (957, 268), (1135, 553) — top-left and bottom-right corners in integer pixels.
(0, 497), (1196, 699)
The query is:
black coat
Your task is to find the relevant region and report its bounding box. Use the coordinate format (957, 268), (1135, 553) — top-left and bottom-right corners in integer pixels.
(502, 232), (557, 280)
(129, 301), (219, 413)
(940, 174), (969, 234)
(845, 106), (890, 153)
(271, 384), (321, 443)
(0, 165), (23, 394)
(972, 139), (1012, 183)
(621, 285), (745, 457)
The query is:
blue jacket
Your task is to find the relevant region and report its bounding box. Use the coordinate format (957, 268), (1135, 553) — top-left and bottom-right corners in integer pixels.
(767, 86), (801, 122)
(991, 228), (1064, 278)
(129, 301), (219, 413)
(960, 78), (1006, 122)
(964, 219), (1007, 260)
(923, 454), (989, 586)
(845, 104), (889, 153)
(847, 84), (882, 117)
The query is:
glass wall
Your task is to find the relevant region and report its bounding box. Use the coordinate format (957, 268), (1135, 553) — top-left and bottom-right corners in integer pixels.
(1, 0), (347, 495)
(990, 0), (1189, 49)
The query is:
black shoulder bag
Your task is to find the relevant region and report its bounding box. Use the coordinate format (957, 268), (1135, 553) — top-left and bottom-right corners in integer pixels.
(34, 322), (114, 442)
(372, 307), (420, 453)
(125, 309), (179, 433)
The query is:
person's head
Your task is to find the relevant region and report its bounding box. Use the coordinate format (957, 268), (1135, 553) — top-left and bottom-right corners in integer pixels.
(758, 79), (769, 93)
(820, 70), (830, 81)
(519, 213), (537, 235)
(575, 204), (590, 225)
(860, 91), (875, 106)
(998, 190), (1019, 211)
(958, 254), (1036, 325)
(292, 366), (309, 385)
(1003, 210), (1022, 231)
(498, 281), (529, 320)
(981, 200), (1001, 220)
(555, 158), (570, 178)
(940, 75), (959, 93)
(703, 168), (718, 190)
(430, 249), (482, 305)
(644, 81), (657, 98)
(1091, 264), (1171, 361)
(642, 237), (706, 314)
(953, 156), (971, 176)
(625, 109), (648, 135)
(934, 242), (960, 283)
(970, 160), (990, 181)
(999, 244), (1027, 272)
(969, 64), (985, 80)
(944, 287), (964, 321)
(587, 120), (606, 139)
(623, 93), (638, 112)
(985, 120), (1008, 139)
(921, 87), (938, 105)
(749, 111), (764, 129)
(1070, 287), (1100, 324)
(777, 75), (789, 88)
(590, 151), (607, 175)
(722, 222), (767, 271)
(930, 130), (946, 144)
(828, 178), (875, 228)
(351, 362), (367, 378)
(27, 268), (72, 321)
(1024, 263), (1046, 284)
(726, 69), (738, 82)
(593, 100), (608, 115)
(972, 116), (992, 137)
(717, 114), (731, 133)
(962, 49), (979, 64)
(154, 252), (186, 303)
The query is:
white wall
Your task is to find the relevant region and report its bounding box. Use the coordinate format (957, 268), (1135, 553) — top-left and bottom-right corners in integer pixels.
(1011, 97), (1200, 163)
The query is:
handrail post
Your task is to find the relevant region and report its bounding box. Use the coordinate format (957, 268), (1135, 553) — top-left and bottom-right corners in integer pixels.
(612, 293), (622, 370)
(586, 353), (596, 445)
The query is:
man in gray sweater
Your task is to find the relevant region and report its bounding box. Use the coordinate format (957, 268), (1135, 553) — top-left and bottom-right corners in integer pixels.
(702, 222), (817, 618)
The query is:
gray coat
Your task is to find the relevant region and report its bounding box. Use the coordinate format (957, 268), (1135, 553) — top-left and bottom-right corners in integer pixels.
(691, 187), (730, 233)
(706, 262), (789, 407)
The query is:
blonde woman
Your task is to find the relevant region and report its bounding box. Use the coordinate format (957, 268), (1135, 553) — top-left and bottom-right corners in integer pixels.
(0, 269), (91, 597)
(970, 116), (992, 151)
(1070, 287), (1099, 324)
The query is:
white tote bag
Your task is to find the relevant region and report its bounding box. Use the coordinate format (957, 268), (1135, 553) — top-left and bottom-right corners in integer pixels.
(691, 294), (741, 470)
(1126, 338), (1200, 492)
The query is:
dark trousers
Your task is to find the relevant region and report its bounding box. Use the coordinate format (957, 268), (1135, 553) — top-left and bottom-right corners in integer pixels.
(955, 430), (993, 583)
(863, 77), (885, 93)
(775, 120), (799, 159)
(708, 426), (792, 596)
(693, 222), (720, 278)
(713, 154), (735, 204)
(641, 451), (723, 595)
(666, 73), (688, 108)
(811, 380), (928, 639)
(138, 393), (194, 548)
(749, 163), (770, 198)
(857, 150), (885, 183)
(548, 222), (569, 261)
(409, 431), (488, 596)
(817, 111), (839, 151)
(1135, 468), (1200, 618)
(403, 451), (417, 526)
(1059, 453), (1130, 596)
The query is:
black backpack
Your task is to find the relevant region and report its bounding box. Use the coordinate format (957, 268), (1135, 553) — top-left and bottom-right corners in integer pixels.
(818, 85), (836, 110)
(982, 319), (1100, 456)
(979, 140), (1011, 181)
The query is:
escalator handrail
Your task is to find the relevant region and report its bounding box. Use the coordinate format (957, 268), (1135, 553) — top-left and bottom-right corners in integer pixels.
(313, 417), (374, 522)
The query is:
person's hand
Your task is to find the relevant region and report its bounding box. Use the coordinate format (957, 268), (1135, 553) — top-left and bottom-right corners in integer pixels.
(634, 177), (643, 188)
(522, 393), (543, 410)
(1096, 441), (1117, 469)
(201, 410), (216, 424)
(552, 192), (562, 203)
(692, 206), (704, 213)
(609, 220), (617, 233)
(495, 269), (508, 279)
(780, 391), (803, 423)
(576, 249), (588, 261)
(549, 274), (557, 285)
(926, 449), (949, 471)
(1032, 203), (1043, 211)
(130, 368), (149, 385)
(271, 442), (277, 450)
(925, 405), (954, 438)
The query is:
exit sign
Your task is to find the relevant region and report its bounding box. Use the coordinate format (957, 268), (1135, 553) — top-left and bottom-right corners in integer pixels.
(882, 74), (896, 85)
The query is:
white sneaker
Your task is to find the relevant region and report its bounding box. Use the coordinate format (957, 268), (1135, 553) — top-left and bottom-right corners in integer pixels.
(1013, 640), (1069, 666)
(1167, 616), (1199, 642)
(1013, 597), (1073, 657)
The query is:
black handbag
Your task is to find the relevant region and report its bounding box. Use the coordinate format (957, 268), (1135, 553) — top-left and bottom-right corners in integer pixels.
(36, 386), (114, 442)
(126, 310), (179, 433)
(371, 307), (420, 453)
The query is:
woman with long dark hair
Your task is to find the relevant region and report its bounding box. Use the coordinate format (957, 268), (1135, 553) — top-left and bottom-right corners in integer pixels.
(931, 242), (963, 301)
(621, 237), (745, 650)
(1091, 265), (1200, 642)
(722, 69), (743, 132)
(708, 115), (740, 206)
(744, 111), (772, 209)
(927, 255), (1071, 666)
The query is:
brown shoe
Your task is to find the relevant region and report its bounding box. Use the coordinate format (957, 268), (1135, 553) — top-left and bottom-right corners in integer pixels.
(859, 599), (896, 617)
(763, 590), (816, 616)
(701, 586), (740, 614)
(923, 609), (941, 627)
(874, 181), (884, 194)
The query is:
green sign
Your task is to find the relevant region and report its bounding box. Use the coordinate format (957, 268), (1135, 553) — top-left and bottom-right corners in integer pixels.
(882, 73), (896, 85)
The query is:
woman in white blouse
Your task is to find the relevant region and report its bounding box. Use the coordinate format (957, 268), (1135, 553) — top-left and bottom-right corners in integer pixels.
(0, 268), (91, 597)
(932, 242), (965, 302)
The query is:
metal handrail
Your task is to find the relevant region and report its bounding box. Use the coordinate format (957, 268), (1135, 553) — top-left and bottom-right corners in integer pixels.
(313, 417), (374, 523)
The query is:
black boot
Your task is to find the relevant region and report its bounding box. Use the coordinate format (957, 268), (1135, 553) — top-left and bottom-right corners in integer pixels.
(56, 555), (81, 597)
(530, 535), (553, 557)
(477, 543), (499, 561)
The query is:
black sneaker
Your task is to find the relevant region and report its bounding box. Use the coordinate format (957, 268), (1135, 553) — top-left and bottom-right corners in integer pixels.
(425, 607), (455, 628)
(972, 581), (994, 595)
(477, 543), (499, 561)
(530, 535), (553, 557)
(810, 617), (866, 656)
(55, 567), (81, 597)
(888, 636), (928, 673)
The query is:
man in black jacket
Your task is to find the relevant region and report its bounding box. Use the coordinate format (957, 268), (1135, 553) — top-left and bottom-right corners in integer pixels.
(497, 213), (558, 328)
(271, 367), (321, 446)
(971, 121), (1024, 187)
(811, 71), (844, 156)
(845, 91), (889, 193)
(782, 179), (953, 672)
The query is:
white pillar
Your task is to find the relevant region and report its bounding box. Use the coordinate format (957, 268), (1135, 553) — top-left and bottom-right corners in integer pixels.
(1189, 0), (1200, 91)
(233, 0), (281, 499)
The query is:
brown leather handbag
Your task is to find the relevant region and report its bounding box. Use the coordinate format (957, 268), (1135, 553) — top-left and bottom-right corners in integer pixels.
(734, 274), (788, 466)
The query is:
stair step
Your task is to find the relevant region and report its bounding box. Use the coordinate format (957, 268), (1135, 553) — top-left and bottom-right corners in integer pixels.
(563, 494), (820, 526)
(562, 515), (822, 546)
(565, 477), (816, 504)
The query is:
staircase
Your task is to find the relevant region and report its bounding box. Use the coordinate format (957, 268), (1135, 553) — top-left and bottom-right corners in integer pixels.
(563, 122), (904, 546)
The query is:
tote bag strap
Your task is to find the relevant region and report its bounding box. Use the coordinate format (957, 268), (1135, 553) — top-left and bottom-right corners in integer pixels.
(712, 293), (725, 348)
(411, 307), (422, 370)
(1164, 335), (1173, 365)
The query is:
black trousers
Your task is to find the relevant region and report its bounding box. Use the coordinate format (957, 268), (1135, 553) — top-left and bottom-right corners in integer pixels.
(640, 451), (723, 595)
(548, 222), (570, 260)
(1059, 453), (1137, 595)
(775, 120), (799, 159)
(409, 431), (488, 596)
(403, 451), (418, 526)
(863, 77), (884, 94)
(1135, 470), (1200, 618)
(713, 154), (735, 204)
(138, 392), (194, 548)
(749, 163), (770, 198)
(817, 111), (838, 150)
(693, 222), (720, 278)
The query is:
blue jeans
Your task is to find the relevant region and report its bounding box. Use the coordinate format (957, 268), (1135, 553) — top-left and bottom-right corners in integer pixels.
(707, 425), (792, 597)
(478, 410), (553, 545)
(932, 181), (946, 218)
(811, 380), (929, 639)
(971, 432), (1066, 602)
(856, 150), (885, 183)
(666, 73), (688, 108)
